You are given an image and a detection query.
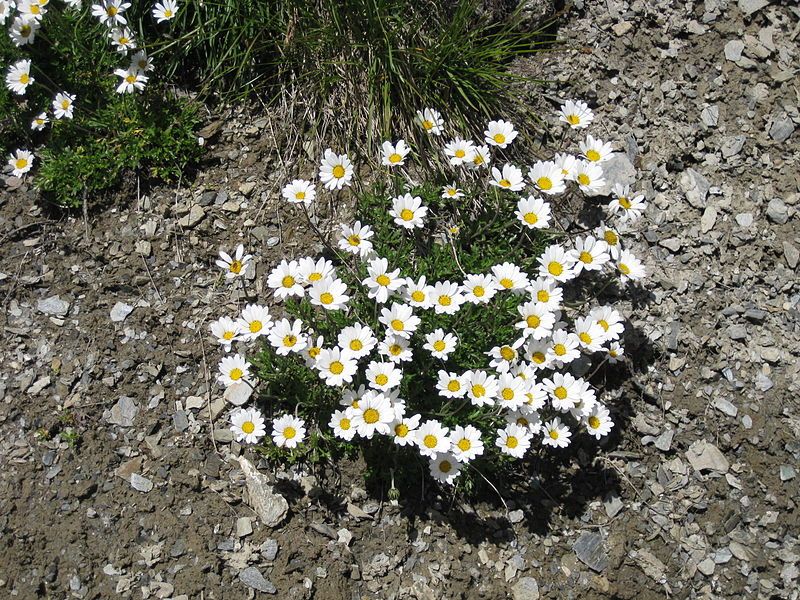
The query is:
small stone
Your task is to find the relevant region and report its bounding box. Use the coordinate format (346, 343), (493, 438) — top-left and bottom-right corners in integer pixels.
(721, 135), (746, 158)
(743, 308), (767, 323)
(742, 415), (753, 429)
(260, 538), (279, 561)
(178, 205), (205, 229)
(224, 382), (253, 406)
(724, 39), (744, 61)
(238, 181), (256, 197)
(755, 373), (774, 391)
(337, 529), (353, 546)
(686, 440), (730, 473)
(511, 577), (540, 600)
(713, 398), (738, 417)
(680, 168), (710, 208)
(700, 206), (717, 233)
(654, 429), (675, 452)
(130, 473), (153, 493)
(700, 105), (719, 127)
(660, 237), (682, 252)
(595, 154), (636, 196)
(603, 493), (624, 518)
(738, 0), (770, 16)
(697, 557), (716, 576)
(769, 119), (795, 143)
(106, 396), (139, 427)
(508, 509), (524, 524)
(236, 517), (253, 538)
(735, 212), (753, 227)
(573, 532), (608, 572)
(239, 567), (276, 594)
(173, 410), (189, 432)
(727, 324), (747, 341)
(135, 240), (152, 256)
(37, 295), (70, 317)
(612, 21), (632, 36)
(780, 465), (796, 481)
(766, 198), (788, 224)
(783, 242), (798, 269)
(27, 376), (51, 396)
(238, 457), (288, 527)
(110, 302), (134, 323)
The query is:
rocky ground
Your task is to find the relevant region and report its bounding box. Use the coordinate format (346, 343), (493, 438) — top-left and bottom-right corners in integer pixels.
(1, 0), (798, 598)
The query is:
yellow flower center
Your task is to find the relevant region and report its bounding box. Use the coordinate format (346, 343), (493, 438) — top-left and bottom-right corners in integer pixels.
(329, 361), (344, 375)
(447, 380), (461, 392)
(308, 347), (320, 359)
(609, 350), (618, 357)
(454, 149), (465, 158)
(349, 339), (363, 352)
(433, 340), (446, 352)
(229, 368), (243, 380)
(229, 260), (242, 274)
(439, 460), (452, 473)
(389, 344), (402, 356)
(506, 436), (519, 449)
(537, 177), (552, 190)
(19, 74), (30, 84)
(579, 332), (592, 344)
(21, 24), (31, 36)
(524, 212), (538, 225)
(241, 421), (255, 434)
(119, 36), (129, 44)
(579, 251), (592, 264)
(164, 8), (172, 17)
(493, 133), (506, 144)
(308, 272), (322, 282)
(473, 154), (484, 165)
(15, 158), (27, 169)
(107, 6), (117, 15)
(249, 320), (262, 333)
(125, 74), (137, 84)
(423, 434), (438, 449)
(374, 373), (389, 386)
(340, 417), (351, 430)
(549, 430), (559, 439)
(283, 335), (297, 347)
(376, 274), (390, 286)
(223, 331), (235, 340)
(553, 343), (566, 356)
(457, 438), (471, 452)
(395, 423), (409, 437)
(296, 191), (306, 200)
(348, 234), (360, 246)
(473, 286), (485, 297)
(283, 426), (296, 439)
(619, 263), (631, 275)
(332, 165), (346, 179)
(577, 173), (590, 186)
(526, 315), (541, 328)
(500, 346), (515, 361)
(400, 208), (414, 221)
(363, 408), (380, 424)
(472, 384), (486, 398)
(61, 100), (70, 109)
(320, 292), (334, 305)
(554, 386), (567, 400)
(31, 4), (40, 12)
(598, 319), (609, 331)
(588, 416), (601, 429)
(566, 114), (580, 125)
(532, 352), (546, 364)
(281, 275), (295, 288)
(411, 290), (425, 302)
(499, 277), (513, 289)
(389, 153), (402, 163)
(603, 230), (618, 246)
(499, 179), (511, 188)
(585, 149), (601, 162)
(619, 196), (632, 209)
(502, 388), (514, 401)
(548, 262), (563, 276)
(422, 120), (433, 130)
(438, 295), (451, 307)
(390, 319), (404, 331)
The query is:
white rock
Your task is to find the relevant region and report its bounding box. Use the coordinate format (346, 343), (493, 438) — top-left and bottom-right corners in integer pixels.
(724, 39), (745, 61)
(686, 440), (730, 473)
(224, 382), (253, 406)
(238, 456), (288, 527)
(110, 302), (134, 322)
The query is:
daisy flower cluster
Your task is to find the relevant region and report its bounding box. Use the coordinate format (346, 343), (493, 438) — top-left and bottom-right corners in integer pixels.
(2, 0), (179, 181)
(209, 101), (648, 488)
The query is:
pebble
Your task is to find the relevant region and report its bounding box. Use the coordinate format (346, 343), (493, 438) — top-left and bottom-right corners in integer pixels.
(712, 398), (738, 417)
(700, 105), (719, 128)
(596, 153), (636, 195)
(238, 457), (289, 527)
(680, 168), (710, 208)
(721, 135), (746, 158)
(178, 205), (206, 229)
(612, 21), (632, 36)
(110, 302), (134, 322)
(236, 516), (253, 537)
(604, 493), (624, 518)
(779, 465), (796, 481)
(766, 198), (788, 224)
(238, 567), (276, 594)
(572, 532), (608, 572)
(738, 0), (770, 16)
(37, 295), (70, 317)
(783, 242), (798, 269)
(260, 538), (279, 561)
(511, 577), (540, 600)
(130, 473), (153, 493)
(106, 396), (139, 427)
(698, 557), (716, 576)
(508, 509), (524, 524)
(700, 206), (717, 233)
(735, 212), (754, 227)
(686, 440), (730, 473)
(769, 119), (795, 143)
(238, 181), (256, 197)
(173, 410), (190, 432)
(654, 429), (675, 452)
(742, 415), (753, 429)
(727, 324), (747, 341)
(224, 382), (253, 406)
(724, 39), (744, 62)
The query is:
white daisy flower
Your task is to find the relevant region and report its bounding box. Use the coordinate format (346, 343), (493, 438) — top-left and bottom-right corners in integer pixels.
(210, 316), (242, 351)
(580, 134), (614, 163)
(441, 183), (464, 199)
(542, 417), (572, 448)
(415, 420), (451, 458)
(340, 385), (368, 410)
(487, 342), (523, 372)
(109, 26), (136, 52)
(496, 424), (531, 458)
(230, 408), (266, 444)
(571, 236), (611, 274)
(608, 184), (646, 223)
(363, 257), (403, 303)
(30, 112), (49, 131)
(297, 256), (335, 285)
(378, 335), (413, 363)
(309, 277), (350, 310)
(569, 379), (598, 420)
(468, 144), (492, 169)
(585, 404), (614, 439)
(267, 259), (304, 299)
(528, 160), (566, 195)
(464, 370), (497, 407)
(484, 119), (517, 148)
(8, 149), (33, 177)
(365, 360), (402, 391)
(319, 149), (354, 190)
(515, 196), (551, 229)
(303, 335), (325, 367)
(507, 410), (542, 435)
(337, 323), (376, 359)
(558, 99), (594, 129)
(402, 275), (434, 309)
(391, 413), (421, 446)
(152, 0), (178, 23)
(381, 139), (410, 167)
(525, 339), (552, 370)
(496, 373), (527, 411)
(268, 318), (307, 356)
(237, 304), (273, 342)
(515, 301), (556, 340)
(522, 380), (548, 412)
(573, 160), (606, 194)
(378, 302), (420, 339)
(542, 372), (581, 411)
(616, 250), (646, 282)
(91, 0), (130, 26)
(282, 179), (316, 204)
(527, 278), (563, 311)
(490, 163), (525, 192)
(339, 221), (374, 258)
(554, 152), (579, 179)
(595, 224), (623, 260)
(537, 245), (577, 283)
(315, 347), (358, 386)
(546, 329), (581, 366)
(444, 138), (476, 166)
(217, 353), (251, 387)
(52, 92), (76, 119)
(129, 50), (154, 72)
(492, 262), (529, 292)
(114, 68), (148, 93)
(429, 453), (462, 484)
(436, 370), (467, 399)
(606, 341), (625, 363)
(5, 59), (33, 95)
(271, 414), (306, 448)
(350, 391), (394, 438)
(424, 329), (458, 359)
(449, 425), (484, 462)
(329, 408), (356, 441)
(461, 273), (498, 304)
(215, 244), (252, 279)
(10, 15), (40, 46)
(416, 108), (444, 135)
(574, 316), (607, 352)
(0, 0), (16, 24)
(431, 281), (465, 315)
(17, 0), (45, 20)
(389, 193), (428, 229)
